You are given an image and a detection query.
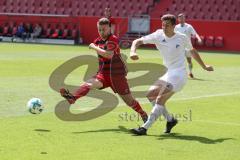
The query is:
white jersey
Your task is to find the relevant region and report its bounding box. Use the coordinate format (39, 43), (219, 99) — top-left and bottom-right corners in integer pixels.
(141, 29), (193, 70)
(175, 23), (197, 40)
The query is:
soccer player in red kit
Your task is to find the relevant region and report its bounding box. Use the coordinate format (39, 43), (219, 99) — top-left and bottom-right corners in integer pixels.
(60, 18), (148, 122)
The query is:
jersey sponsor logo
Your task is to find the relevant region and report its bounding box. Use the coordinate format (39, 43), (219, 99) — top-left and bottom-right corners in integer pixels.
(106, 41), (117, 51)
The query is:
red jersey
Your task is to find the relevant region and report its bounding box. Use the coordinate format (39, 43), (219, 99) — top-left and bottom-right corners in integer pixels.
(93, 34), (127, 76)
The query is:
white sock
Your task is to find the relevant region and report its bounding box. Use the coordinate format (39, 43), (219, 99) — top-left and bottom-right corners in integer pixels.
(151, 102), (173, 122)
(159, 105), (173, 122)
(142, 103), (162, 129)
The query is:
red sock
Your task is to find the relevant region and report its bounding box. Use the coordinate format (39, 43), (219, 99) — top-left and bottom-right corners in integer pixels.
(130, 100), (147, 117)
(74, 84), (91, 99)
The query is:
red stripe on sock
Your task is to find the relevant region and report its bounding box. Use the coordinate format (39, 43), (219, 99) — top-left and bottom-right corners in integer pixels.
(74, 84), (91, 99)
(130, 101), (147, 116)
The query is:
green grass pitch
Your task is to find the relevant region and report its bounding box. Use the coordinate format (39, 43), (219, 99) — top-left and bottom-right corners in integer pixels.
(0, 42), (240, 160)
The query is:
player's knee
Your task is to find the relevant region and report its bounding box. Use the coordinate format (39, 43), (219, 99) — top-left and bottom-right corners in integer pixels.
(156, 98), (165, 105)
(82, 82), (92, 89)
(146, 90), (156, 102)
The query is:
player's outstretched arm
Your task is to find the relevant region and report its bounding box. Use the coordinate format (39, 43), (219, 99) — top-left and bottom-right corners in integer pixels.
(130, 38), (143, 60)
(89, 43), (113, 59)
(195, 34), (202, 44)
(191, 51), (214, 71)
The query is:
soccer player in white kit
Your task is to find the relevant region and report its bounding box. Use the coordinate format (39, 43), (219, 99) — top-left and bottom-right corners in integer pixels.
(175, 13), (203, 78)
(129, 14), (213, 135)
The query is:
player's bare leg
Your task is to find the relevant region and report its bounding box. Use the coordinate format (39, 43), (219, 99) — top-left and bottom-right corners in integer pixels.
(131, 80), (177, 135)
(60, 78), (103, 104)
(186, 56), (194, 78)
(189, 48), (203, 78)
(119, 93), (148, 123)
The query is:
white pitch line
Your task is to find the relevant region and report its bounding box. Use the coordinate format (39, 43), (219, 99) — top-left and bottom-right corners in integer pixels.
(193, 119), (240, 127)
(172, 91), (240, 101)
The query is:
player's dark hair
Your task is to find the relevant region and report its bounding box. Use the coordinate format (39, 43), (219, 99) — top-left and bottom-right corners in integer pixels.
(97, 18), (110, 26)
(161, 14), (176, 25)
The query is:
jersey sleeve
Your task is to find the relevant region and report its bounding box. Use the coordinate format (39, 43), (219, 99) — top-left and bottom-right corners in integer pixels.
(174, 25), (179, 32)
(141, 30), (160, 45)
(183, 34), (193, 50)
(93, 38), (99, 45)
(189, 25), (197, 36)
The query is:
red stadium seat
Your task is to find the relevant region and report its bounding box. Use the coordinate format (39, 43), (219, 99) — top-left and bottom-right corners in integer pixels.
(57, 8), (65, 15)
(149, 0), (240, 21)
(202, 4), (210, 13)
(29, 6), (35, 13)
(34, 0), (42, 7)
(63, 0), (72, 8)
(222, 12), (230, 21)
(64, 8), (72, 15)
(0, 0), (6, 6)
(56, 0), (64, 8)
(214, 36), (224, 47)
(208, 0), (217, 6)
(179, 4), (185, 11)
(188, 4), (194, 12)
(35, 7), (43, 14)
(49, 0), (56, 9)
(216, 0), (224, 6)
(196, 12), (205, 19)
(49, 8), (57, 14)
(205, 36), (214, 47)
(42, 7), (50, 14)
(0, 6), (6, 12)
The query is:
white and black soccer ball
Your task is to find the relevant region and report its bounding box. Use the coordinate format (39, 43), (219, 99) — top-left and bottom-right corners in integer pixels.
(27, 98), (44, 114)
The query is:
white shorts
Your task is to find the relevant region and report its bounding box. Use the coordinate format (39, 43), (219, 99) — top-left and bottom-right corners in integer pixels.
(185, 41), (193, 57)
(159, 68), (188, 92)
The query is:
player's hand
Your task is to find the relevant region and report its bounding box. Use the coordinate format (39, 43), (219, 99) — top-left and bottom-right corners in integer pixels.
(204, 65), (214, 71)
(197, 39), (202, 44)
(130, 52), (139, 60)
(89, 43), (95, 49)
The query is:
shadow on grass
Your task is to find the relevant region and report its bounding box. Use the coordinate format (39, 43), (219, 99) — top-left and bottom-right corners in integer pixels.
(71, 127), (233, 144)
(34, 129), (51, 132)
(188, 77), (214, 81)
(156, 133), (233, 144)
(72, 125), (131, 134)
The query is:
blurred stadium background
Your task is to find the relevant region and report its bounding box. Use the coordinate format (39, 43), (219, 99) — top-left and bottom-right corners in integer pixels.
(0, 0), (240, 51)
(1, 1), (240, 159)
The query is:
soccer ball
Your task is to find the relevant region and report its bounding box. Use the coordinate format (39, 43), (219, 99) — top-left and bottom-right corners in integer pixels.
(27, 98), (44, 114)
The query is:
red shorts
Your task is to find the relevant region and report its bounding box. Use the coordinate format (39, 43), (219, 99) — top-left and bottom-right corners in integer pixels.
(94, 73), (130, 95)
